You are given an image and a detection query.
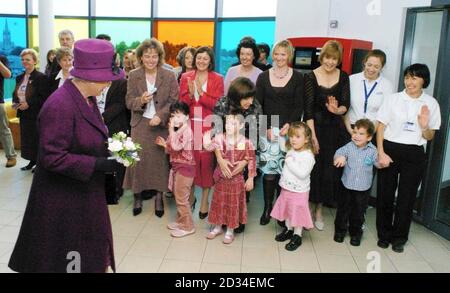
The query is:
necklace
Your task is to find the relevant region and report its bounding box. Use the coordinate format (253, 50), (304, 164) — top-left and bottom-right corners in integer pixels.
(272, 68), (289, 79)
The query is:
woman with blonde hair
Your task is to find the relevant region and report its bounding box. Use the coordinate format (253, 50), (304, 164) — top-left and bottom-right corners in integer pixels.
(256, 40), (308, 225)
(304, 40), (350, 231)
(13, 49), (49, 171)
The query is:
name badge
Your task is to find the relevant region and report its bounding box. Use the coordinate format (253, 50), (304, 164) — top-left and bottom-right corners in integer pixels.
(403, 122), (416, 132)
(364, 157), (374, 166)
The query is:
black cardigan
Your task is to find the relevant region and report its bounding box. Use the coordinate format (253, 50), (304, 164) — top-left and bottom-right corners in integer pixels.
(255, 70), (308, 129)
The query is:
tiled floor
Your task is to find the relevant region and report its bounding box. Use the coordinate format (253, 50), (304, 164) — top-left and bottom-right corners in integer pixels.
(0, 153), (449, 273)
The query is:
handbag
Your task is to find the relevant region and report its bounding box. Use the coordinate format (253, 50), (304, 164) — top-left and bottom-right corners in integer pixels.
(105, 172), (120, 205)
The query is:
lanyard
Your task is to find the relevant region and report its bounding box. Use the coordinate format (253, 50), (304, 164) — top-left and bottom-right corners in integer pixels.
(363, 80), (378, 114)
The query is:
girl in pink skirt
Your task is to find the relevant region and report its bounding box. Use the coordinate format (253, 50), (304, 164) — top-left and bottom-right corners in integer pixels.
(271, 122), (316, 251)
(203, 114), (256, 244)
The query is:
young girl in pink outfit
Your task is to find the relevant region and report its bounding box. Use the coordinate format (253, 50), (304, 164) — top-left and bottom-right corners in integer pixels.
(271, 122), (316, 251)
(203, 114), (256, 244)
(156, 101), (196, 238)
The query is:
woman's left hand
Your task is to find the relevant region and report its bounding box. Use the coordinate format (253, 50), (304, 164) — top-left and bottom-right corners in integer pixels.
(231, 160), (248, 177)
(149, 115), (161, 127)
(18, 102), (29, 111)
(418, 105), (430, 130)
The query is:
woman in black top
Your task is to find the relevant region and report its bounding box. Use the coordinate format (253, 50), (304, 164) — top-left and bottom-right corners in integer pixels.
(304, 40), (350, 231)
(256, 40), (306, 225)
(13, 49), (49, 171)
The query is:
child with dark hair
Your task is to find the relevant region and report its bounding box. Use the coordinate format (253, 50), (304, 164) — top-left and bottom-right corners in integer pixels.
(156, 101), (196, 238)
(333, 119), (380, 246)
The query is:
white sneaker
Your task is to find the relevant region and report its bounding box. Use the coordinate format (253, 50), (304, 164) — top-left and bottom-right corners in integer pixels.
(314, 220), (325, 231)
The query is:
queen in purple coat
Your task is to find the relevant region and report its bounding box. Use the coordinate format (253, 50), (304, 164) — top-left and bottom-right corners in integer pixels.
(8, 39), (125, 273)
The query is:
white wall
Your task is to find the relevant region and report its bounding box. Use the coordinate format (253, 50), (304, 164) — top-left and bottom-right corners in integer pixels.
(276, 0), (432, 88)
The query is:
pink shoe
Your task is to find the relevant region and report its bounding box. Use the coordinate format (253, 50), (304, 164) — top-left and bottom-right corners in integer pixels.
(206, 228), (223, 240)
(167, 222), (179, 230)
(171, 228), (195, 238)
(223, 234), (235, 244)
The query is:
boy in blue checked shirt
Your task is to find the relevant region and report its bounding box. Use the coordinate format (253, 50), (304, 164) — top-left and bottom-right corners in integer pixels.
(333, 119), (380, 246)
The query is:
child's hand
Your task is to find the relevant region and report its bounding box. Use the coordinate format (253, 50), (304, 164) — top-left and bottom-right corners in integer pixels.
(280, 123), (290, 136)
(168, 117), (175, 131)
(378, 152), (393, 168)
(334, 156), (346, 168)
(155, 136), (167, 148)
(245, 178), (254, 192)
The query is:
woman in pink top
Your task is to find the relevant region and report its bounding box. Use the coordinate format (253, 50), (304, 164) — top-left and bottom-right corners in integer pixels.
(224, 39), (262, 95)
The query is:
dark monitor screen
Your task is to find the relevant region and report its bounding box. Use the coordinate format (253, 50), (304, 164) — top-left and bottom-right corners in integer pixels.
(295, 49), (313, 67)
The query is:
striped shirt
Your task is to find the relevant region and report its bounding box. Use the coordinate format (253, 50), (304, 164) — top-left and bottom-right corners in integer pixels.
(334, 142), (379, 191)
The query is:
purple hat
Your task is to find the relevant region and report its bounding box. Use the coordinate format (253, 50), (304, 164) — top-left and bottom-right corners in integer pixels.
(70, 39), (124, 82)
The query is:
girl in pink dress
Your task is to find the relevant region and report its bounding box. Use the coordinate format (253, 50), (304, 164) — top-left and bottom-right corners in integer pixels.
(271, 122), (316, 251)
(203, 115), (256, 244)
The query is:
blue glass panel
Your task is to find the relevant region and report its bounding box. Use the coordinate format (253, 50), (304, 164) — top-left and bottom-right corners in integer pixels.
(0, 16), (27, 100)
(217, 20), (275, 75)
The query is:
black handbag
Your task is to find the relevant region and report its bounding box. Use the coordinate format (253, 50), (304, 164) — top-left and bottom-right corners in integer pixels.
(105, 172), (120, 205)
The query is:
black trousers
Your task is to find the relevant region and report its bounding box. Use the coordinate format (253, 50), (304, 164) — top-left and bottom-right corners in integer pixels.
(376, 140), (426, 245)
(334, 183), (369, 237)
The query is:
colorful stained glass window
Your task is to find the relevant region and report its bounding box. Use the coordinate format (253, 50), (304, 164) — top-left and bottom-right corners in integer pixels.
(0, 16), (27, 100)
(217, 20), (275, 75)
(28, 17), (89, 49)
(155, 21), (214, 66)
(91, 19), (151, 57)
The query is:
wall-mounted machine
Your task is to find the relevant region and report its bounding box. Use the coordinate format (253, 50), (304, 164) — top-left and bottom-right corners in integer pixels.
(287, 37), (373, 74)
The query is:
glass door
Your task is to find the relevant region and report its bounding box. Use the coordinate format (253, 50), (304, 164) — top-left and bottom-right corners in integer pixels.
(436, 118), (450, 227)
(401, 7), (450, 240)
(401, 9), (444, 219)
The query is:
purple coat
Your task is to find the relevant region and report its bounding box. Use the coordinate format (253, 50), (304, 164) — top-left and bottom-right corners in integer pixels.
(8, 80), (115, 273)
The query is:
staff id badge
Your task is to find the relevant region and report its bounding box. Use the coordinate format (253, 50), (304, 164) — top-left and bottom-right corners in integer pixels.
(403, 122), (416, 132)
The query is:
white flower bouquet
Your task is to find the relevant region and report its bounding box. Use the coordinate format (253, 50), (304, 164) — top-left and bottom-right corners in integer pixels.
(108, 132), (142, 167)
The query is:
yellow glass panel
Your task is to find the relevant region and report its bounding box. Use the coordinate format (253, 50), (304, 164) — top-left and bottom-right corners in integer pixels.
(155, 21), (214, 66)
(28, 18), (89, 49)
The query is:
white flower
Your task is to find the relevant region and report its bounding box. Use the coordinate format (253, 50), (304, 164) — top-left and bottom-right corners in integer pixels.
(118, 132), (127, 139)
(123, 160), (131, 167)
(124, 140), (136, 151)
(108, 140), (123, 153)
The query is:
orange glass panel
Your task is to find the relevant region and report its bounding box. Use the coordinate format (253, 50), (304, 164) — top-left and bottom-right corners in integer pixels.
(155, 21), (214, 66)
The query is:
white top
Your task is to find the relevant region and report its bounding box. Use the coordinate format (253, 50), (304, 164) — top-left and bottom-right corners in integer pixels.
(55, 69), (72, 88)
(279, 149), (316, 193)
(377, 90), (441, 146)
(348, 72), (394, 124)
(17, 74), (29, 103)
(143, 81), (157, 119)
(96, 86), (109, 115)
(194, 81), (207, 102)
